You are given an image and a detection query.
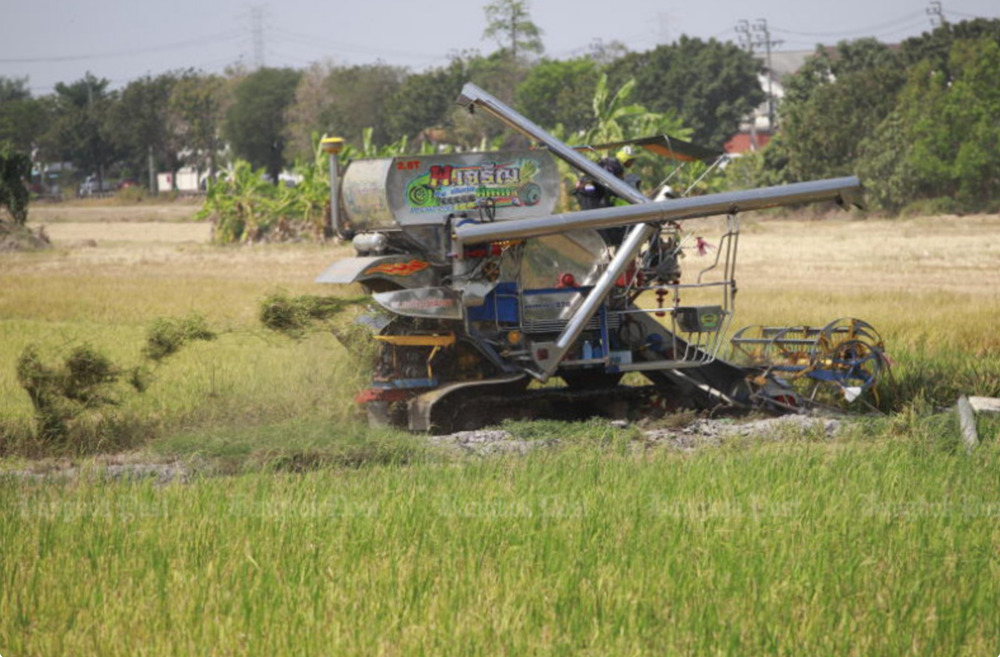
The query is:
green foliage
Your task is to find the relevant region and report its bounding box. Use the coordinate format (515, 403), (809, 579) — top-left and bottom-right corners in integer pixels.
(316, 64), (406, 147)
(515, 58), (599, 136)
(607, 36), (765, 149)
(855, 108), (919, 211)
(0, 141), (31, 225)
(40, 73), (119, 184)
(142, 313), (216, 361)
(855, 35), (1000, 212)
(168, 72), (227, 178)
(110, 73), (179, 188)
(899, 17), (1000, 74)
(0, 77), (50, 153)
(582, 75), (651, 144)
(16, 343), (121, 444)
(385, 59), (467, 141)
(482, 0), (544, 58)
(278, 134), (333, 239)
(778, 41), (905, 182)
(337, 126), (427, 161)
(481, 0), (544, 103)
(568, 75), (712, 200)
(197, 160), (277, 243)
(12, 18), (1000, 212)
(908, 38), (1000, 209)
(199, 131), (419, 245)
(223, 67), (302, 183)
(754, 22), (1000, 213)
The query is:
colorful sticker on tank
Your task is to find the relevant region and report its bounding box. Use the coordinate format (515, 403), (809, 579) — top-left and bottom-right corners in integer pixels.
(402, 158), (543, 214)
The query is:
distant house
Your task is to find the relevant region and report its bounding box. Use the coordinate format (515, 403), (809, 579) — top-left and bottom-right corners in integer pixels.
(724, 49), (820, 155)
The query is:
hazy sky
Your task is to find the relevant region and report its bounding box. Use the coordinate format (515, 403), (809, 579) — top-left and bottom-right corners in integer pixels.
(2, 0), (996, 95)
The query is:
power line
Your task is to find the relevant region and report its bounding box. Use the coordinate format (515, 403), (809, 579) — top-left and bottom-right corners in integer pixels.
(945, 9), (995, 19)
(769, 11), (925, 38)
(269, 27), (443, 60)
(0, 31), (243, 64)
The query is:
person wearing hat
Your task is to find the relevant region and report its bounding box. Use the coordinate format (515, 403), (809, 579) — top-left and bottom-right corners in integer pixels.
(571, 145), (643, 244)
(573, 145), (640, 210)
(614, 145), (637, 170)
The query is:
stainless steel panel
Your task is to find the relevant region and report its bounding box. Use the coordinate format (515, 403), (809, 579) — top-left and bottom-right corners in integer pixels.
(372, 287), (464, 320)
(315, 257), (387, 284)
(519, 230), (608, 290)
(341, 159), (395, 231)
(315, 256), (438, 288)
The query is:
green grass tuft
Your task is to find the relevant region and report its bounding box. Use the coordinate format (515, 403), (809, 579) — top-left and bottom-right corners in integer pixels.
(142, 313), (216, 361)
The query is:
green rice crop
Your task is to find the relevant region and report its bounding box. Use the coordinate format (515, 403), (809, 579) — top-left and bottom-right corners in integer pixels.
(2, 436), (998, 655)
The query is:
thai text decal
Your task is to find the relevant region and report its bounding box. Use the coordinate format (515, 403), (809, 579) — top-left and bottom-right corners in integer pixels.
(401, 158), (543, 214)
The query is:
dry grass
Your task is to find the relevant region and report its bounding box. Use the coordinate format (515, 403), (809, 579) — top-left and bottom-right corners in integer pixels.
(1, 213), (355, 435)
(672, 213), (1000, 356)
(29, 198), (202, 223)
(2, 208), (997, 434)
(737, 214), (1000, 297)
(40, 221), (211, 244)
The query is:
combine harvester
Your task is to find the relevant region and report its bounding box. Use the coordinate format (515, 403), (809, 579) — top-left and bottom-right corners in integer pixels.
(316, 84), (888, 431)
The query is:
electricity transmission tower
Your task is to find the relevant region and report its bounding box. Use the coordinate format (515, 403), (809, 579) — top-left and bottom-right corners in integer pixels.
(251, 4), (266, 69)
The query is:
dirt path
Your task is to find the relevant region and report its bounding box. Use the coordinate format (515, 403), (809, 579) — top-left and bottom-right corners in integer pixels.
(39, 220), (212, 244)
(30, 201), (202, 224)
(28, 201), (211, 244)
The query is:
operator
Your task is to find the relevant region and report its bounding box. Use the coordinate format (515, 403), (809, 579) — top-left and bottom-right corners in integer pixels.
(609, 145), (638, 184)
(573, 145), (641, 244)
(573, 146), (642, 207)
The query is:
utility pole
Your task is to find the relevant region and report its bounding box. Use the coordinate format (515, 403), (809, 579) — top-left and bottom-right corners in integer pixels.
(927, 1), (946, 28)
(752, 19), (781, 133)
(148, 145), (156, 195)
(737, 18), (782, 133)
(734, 20), (754, 54)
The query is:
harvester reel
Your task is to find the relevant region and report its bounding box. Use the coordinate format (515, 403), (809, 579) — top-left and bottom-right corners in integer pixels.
(731, 317), (888, 408)
(826, 339), (883, 392)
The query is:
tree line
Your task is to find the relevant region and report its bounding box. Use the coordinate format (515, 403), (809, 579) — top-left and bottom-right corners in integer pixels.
(0, 0), (997, 216)
(732, 18), (1000, 214)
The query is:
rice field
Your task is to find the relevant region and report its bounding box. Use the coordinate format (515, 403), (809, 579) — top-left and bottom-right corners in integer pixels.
(3, 436), (999, 655)
(1, 203), (999, 655)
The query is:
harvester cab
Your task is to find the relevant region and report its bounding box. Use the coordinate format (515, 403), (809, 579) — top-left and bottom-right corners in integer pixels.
(316, 84), (886, 431)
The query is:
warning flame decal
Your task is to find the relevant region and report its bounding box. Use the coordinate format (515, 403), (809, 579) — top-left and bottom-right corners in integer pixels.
(364, 259), (430, 277)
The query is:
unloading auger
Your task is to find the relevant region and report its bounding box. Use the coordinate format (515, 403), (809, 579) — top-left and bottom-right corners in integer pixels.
(315, 83), (887, 431)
